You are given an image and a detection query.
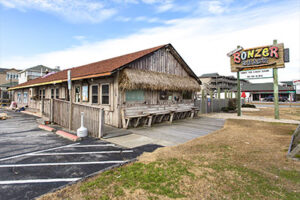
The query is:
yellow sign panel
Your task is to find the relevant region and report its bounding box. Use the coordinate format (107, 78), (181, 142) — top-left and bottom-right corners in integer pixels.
(230, 43), (285, 72)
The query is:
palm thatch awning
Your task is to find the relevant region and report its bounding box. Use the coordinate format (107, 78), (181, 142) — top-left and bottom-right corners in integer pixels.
(119, 68), (201, 92)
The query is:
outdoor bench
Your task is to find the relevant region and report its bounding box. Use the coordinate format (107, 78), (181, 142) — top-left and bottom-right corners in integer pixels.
(121, 104), (198, 128)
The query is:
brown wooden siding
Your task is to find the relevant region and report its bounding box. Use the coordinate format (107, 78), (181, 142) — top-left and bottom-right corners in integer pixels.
(128, 48), (189, 77)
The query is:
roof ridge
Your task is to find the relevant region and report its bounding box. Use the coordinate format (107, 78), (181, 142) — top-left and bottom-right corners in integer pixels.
(11, 44), (168, 89)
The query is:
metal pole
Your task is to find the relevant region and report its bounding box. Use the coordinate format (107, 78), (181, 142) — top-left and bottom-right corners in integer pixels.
(201, 89), (206, 114)
(210, 91), (213, 112)
(237, 71), (241, 116)
(68, 70), (73, 130)
(273, 39), (279, 119)
(217, 87), (220, 99)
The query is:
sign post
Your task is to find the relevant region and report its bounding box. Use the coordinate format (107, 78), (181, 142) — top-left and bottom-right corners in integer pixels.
(237, 70), (241, 116)
(273, 40), (279, 119)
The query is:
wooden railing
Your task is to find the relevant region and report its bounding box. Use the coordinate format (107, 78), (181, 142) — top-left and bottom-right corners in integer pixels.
(46, 99), (104, 138)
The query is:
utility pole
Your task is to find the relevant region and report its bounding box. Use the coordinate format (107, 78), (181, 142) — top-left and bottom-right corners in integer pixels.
(273, 39), (279, 119)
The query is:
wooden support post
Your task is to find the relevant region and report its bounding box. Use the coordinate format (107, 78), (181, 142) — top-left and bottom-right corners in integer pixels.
(50, 98), (54, 123)
(169, 112), (174, 123)
(224, 90), (227, 99)
(273, 68), (279, 119)
(98, 108), (104, 138)
(237, 71), (241, 116)
(273, 39), (279, 119)
(148, 115), (153, 127)
(41, 98), (44, 114)
(217, 87), (220, 99)
(201, 89), (206, 114)
(134, 117), (141, 128)
(69, 96), (72, 130)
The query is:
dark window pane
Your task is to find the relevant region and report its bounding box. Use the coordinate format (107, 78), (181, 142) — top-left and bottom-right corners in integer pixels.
(183, 91), (192, 99)
(160, 91), (168, 100)
(56, 88), (59, 98)
(102, 96), (109, 104)
(102, 85), (109, 94)
(92, 96), (98, 104)
(92, 85), (98, 94)
(51, 89), (54, 98)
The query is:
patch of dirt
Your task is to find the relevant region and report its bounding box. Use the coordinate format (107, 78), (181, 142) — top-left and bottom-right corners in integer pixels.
(243, 107), (300, 121)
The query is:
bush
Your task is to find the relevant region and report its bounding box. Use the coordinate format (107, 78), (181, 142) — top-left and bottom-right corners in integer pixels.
(221, 107), (229, 112)
(242, 104), (256, 108)
(221, 106), (236, 113)
(228, 98), (237, 110)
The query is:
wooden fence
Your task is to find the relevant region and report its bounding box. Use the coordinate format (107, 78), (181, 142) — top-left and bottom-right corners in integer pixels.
(195, 98), (245, 113)
(53, 99), (70, 129)
(45, 99), (104, 138)
(71, 103), (101, 138)
(41, 99), (51, 118)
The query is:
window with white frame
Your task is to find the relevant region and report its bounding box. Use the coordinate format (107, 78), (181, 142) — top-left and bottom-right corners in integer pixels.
(23, 92), (28, 103)
(75, 86), (81, 102)
(17, 92), (22, 103)
(82, 85), (89, 102)
(101, 84), (109, 105)
(91, 85), (98, 104)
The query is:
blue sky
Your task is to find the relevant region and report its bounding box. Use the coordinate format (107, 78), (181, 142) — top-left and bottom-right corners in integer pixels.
(0, 0), (299, 81)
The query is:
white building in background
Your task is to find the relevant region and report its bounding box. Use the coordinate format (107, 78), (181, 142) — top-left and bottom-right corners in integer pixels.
(18, 65), (60, 84)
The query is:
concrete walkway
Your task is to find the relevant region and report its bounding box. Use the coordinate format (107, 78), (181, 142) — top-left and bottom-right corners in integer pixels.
(203, 113), (300, 124)
(105, 117), (225, 148)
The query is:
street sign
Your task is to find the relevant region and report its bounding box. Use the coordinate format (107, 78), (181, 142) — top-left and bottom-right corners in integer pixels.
(240, 68), (273, 80)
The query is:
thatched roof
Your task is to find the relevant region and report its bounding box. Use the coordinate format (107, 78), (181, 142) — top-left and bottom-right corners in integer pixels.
(119, 68), (201, 92)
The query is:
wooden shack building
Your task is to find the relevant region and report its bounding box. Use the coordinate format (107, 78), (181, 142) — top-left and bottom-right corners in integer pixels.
(10, 44), (201, 131)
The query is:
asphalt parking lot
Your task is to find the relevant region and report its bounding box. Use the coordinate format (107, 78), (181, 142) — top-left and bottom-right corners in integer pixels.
(0, 109), (161, 200)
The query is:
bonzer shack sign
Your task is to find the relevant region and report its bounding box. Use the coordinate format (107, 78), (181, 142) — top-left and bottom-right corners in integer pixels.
(230, 43), (285, 72)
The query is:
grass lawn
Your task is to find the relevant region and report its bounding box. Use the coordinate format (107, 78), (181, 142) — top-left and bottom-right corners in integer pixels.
(38, 119), (300, 200)
(243, 107), (300, 121)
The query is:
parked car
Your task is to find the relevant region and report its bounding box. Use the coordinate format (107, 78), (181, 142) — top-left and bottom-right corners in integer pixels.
(264, 96), (274, 102)
(279, 96), (288, 102)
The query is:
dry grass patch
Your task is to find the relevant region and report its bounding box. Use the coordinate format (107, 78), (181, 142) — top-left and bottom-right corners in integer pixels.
(243, 107), (300, 121)
(38, 119), (300, 200)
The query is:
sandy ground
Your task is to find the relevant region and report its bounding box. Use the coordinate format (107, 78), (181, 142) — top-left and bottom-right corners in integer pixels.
(243, 107), (300, 121)
(38, 119), (300, 200)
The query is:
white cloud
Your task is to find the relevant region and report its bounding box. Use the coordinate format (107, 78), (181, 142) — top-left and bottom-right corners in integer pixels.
(207, 1), (225, 14)
(1, 2), (299, 82)
(0, 0), (117, 23)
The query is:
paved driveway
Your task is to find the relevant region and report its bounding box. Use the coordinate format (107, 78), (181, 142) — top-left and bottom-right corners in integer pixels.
(0, 109), (159, 200)
(106, 117), (225, 147)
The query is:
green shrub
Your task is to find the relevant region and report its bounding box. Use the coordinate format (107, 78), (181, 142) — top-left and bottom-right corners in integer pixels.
(228, 99), (237, 110)
(242, 104), (256, 108)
